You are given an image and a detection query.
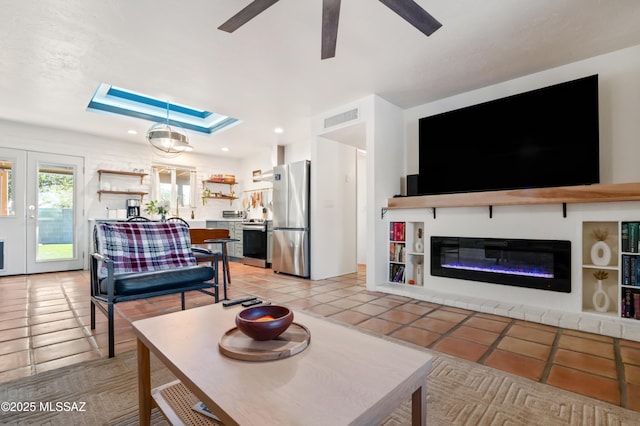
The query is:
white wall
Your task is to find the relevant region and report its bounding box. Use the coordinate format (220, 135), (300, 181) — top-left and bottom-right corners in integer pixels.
(404, 44), (640, 182)
(0, 119), (245, 264)
(93, 152), (242, 222)
(369, 96), (405, 290)
(238, 141), (311, 221)
(0, 120), (244, 220)
(309, 95), (403, 282)
(282, 141), (311, 164)
(239, 146), (276, 221)
(393, 43), (640, 312)
(309, 137), (357, 279)
(309, 99), (371, 280)
(356, 150), (367, 264)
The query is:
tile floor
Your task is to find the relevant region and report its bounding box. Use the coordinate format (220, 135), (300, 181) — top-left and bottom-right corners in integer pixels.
(1, 263), (640, 413)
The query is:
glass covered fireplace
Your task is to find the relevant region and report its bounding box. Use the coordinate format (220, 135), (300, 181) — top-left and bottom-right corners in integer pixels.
(431, 237), (571, 293)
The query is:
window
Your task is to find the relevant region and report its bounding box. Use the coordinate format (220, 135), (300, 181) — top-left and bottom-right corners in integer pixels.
(87, 83), (240, 135)
(152, 165), (196, 211)
(0, 159), (14, 216)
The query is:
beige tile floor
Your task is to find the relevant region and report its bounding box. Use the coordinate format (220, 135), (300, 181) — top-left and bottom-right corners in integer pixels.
(1, 263), (639, 412)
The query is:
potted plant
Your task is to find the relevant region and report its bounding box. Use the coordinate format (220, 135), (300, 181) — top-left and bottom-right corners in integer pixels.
(144, 200), (170, 221)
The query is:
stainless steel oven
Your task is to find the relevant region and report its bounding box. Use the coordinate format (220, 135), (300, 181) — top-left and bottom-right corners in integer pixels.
(242, 220), (267, 268)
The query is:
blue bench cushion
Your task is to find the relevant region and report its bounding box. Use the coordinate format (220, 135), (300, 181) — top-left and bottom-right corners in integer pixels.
(99, 264), (214, 295)
(95, 222), (197, 279)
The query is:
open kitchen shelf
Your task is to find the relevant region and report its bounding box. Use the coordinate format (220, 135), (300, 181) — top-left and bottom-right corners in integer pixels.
(97, 190), (148, 202)
(98, 169), (148, 183)
(203, 179), (238, 185)
(202, 179), (237, 206)
(203, 194), (237, 200)
(97, 169), (148, 201)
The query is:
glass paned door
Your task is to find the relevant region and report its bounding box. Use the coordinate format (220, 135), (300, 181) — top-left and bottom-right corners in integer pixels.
(26, 152), (84, 273)
(36, 163), (75, 261)
(0, 159), (15, 217)
(0, 148), (26, 275)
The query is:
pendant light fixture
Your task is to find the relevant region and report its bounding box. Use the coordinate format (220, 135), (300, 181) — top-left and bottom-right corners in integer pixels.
(147, 101), (193, 156)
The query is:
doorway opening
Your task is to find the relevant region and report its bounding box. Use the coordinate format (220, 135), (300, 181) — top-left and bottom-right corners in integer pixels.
(314, 121), (367, 279)
(0, 148), (84, 276)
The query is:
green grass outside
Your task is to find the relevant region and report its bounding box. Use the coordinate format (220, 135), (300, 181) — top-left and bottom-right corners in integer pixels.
(38, 243), (73, 260)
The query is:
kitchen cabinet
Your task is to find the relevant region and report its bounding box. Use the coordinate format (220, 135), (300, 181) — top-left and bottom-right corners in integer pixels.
(206, 220), (243, 259)
(230, 221), (243, 258)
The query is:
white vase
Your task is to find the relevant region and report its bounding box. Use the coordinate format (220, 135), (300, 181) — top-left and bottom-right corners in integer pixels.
(415, 263), (423, 285)
(592, 280), (610, 313)
(590, 241), (611, 266)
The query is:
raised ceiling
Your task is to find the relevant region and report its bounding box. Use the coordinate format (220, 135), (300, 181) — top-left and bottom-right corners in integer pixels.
(1, 0), (640, 158)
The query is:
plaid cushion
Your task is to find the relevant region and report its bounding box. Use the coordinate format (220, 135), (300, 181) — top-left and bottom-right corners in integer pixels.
(94, 222), (196, 279)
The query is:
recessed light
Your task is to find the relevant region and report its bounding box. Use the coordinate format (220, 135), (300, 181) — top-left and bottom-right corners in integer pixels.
(274, 127), (283, 134)
(222, 147), (229, 152)
(127, 130), (137, 135)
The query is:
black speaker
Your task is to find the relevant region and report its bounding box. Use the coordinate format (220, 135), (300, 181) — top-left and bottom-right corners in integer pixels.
(407, 174), (419, 196)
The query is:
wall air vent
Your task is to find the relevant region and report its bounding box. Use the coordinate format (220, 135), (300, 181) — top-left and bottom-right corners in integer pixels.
(324, 108), (359, 129)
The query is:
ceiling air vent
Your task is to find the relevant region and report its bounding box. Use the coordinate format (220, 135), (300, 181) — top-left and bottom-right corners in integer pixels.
(324, 108), (358, 129)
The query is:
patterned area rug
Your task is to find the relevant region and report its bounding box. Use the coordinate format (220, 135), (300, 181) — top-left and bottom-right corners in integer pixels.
(0, 346), (637, 425)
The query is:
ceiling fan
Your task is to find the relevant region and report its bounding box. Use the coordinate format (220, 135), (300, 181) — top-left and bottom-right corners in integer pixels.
(218, 0), (442, 60)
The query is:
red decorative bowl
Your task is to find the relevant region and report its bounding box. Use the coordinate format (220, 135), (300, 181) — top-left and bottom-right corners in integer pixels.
(236, 305), (294, 341)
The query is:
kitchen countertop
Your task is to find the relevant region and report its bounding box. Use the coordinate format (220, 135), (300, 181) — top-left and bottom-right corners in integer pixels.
(89, 218), (272, 223)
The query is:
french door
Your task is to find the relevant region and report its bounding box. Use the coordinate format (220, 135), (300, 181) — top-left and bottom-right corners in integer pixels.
(0, 148), (84, 275)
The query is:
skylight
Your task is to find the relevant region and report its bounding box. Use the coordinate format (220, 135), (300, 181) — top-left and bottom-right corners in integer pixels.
(87, 83), (240, 135)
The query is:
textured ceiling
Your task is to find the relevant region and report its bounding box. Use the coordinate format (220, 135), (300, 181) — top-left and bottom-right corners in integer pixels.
(1, 0), (640, 158)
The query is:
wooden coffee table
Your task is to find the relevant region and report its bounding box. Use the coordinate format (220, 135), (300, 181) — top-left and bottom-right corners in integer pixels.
(133, 303), (432, 425)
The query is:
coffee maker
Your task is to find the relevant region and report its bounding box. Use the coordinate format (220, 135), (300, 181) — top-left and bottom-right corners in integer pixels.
(126, 199), (141, 218)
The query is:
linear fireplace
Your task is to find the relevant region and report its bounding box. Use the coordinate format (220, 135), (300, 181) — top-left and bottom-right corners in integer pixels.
(431, 237), (571, 293)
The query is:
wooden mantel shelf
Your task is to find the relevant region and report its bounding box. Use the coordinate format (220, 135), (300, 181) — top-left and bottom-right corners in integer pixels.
(387, 182), (640, 210)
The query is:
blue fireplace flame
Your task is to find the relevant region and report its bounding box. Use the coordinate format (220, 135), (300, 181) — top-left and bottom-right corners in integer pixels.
(441, 262), (554, 278)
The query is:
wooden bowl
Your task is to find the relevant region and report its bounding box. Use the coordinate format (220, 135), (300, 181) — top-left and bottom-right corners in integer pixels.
(235, 305), (293, 341)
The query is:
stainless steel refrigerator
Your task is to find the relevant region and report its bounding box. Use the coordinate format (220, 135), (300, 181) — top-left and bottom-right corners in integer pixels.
(272, 160), (310, 278)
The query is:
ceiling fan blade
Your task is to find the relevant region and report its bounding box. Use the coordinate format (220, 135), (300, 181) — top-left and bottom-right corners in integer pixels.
(379, 0), (442, 36)
(321, 0), (341, 59)
(218, 0), (280, 33)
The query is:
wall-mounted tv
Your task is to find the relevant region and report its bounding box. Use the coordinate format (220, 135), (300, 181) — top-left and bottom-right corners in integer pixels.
(418, 75), (599, 195)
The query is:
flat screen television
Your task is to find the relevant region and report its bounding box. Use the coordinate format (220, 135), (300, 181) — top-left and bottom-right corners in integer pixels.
(418, 75), (599, 195)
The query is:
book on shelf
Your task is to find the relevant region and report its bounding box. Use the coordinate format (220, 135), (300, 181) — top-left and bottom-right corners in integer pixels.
(622, 288), (640, 318)
(623, 255), (631, 285)
(629, 222), (639, 253)
(622, 222), (630, 253)
(623, 289), (632, 318)
(389, 242), (405, 263)
(621, 255), (640, 286)
(389, 222), (406, 242)
(394, 265), (405, 282)
(389, 264), (405, 283)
